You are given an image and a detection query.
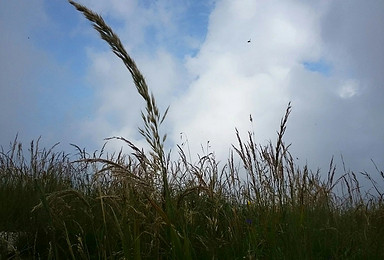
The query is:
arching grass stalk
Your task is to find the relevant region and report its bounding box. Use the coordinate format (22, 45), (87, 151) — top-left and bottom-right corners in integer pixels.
(68, 1), (171, 212)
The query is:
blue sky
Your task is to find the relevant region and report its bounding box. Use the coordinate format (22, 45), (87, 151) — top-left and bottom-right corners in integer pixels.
(1, 0), (384, 189)
(303, 60), (332, 76)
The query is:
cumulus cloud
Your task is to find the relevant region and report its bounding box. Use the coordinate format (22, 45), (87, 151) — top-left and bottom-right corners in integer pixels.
(170, 0), (322, 160)
(167, 0), (384, 178)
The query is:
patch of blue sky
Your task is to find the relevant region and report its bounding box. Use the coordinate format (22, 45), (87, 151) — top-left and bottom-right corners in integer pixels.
(27, 2), (97, 131)
(302, 59), (332, 76)
(34, 1), (91, 78)
(138, 0), (155, 9)
(184, 3), (213, 41)
(142, 0), (213, 59)
(180, 1), (213, 57)
(35, 60), (95, 126)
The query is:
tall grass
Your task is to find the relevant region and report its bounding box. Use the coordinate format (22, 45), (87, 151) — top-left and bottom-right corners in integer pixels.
(1, 1), (383, 259)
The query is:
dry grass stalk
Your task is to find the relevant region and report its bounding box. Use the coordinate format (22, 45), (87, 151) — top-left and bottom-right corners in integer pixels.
(69, 0), (171, 210)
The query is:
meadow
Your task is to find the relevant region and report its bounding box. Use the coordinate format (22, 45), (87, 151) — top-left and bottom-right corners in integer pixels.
(1, 1), (383, 259)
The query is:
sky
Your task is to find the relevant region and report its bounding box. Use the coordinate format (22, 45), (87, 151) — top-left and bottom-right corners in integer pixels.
(1, 0), (383, 189)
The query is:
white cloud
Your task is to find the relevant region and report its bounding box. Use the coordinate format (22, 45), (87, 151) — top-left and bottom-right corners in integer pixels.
(338, 80), (359, 99)
(169, 0), (323, 161)
(166, 0), (384, 178)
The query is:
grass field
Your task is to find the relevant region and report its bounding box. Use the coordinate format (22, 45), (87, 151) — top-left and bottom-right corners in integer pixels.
(1, 1), (383, 259)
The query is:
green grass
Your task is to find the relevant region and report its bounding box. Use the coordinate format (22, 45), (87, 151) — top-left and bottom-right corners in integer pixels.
(1, 1), (383, 259)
